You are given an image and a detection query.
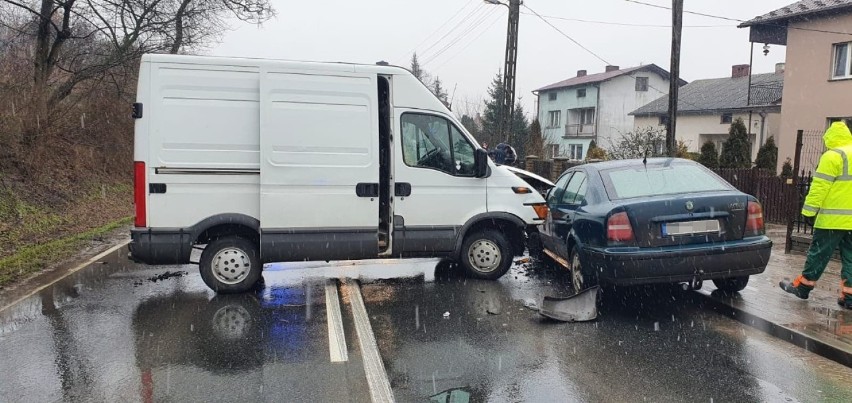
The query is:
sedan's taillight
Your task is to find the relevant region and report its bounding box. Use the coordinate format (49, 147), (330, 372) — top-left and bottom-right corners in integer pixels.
(745, 201), (765, 236)
(607, 212), (634, 243)
(134, 161), (146, 227)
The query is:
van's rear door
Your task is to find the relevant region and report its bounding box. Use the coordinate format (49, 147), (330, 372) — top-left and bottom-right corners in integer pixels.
(259, 65), (379, 262)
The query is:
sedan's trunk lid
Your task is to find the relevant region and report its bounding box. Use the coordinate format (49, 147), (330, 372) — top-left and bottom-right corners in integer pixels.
(619, 191), (749, 247)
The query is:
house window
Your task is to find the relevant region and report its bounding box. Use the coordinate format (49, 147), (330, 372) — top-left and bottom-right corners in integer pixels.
(579, 108), (595, 125)
(548, 92), (557, 101)
(577, 89), (587, 98)
(547, 144), (560, 159)
(721, 113), (733, 124)
(635, 77), (649, 91)
(659, 115), (669, 126)
(828, 117), (852, 127)
(833, 42), (852, 79)
(569, 144), (584, 160)
(548, 110), (561, 128)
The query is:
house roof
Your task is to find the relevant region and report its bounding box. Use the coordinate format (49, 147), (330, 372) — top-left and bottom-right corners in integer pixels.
(534, 64), (686, 93)
(630, 72), (784, 116)
(739, 0), (852, 27)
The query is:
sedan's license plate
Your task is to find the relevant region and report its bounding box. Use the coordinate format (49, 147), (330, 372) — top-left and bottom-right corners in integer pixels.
(663, 220), (720, 236)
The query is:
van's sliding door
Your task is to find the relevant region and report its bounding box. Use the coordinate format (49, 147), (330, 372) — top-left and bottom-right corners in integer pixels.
(259, 66), (379, 262)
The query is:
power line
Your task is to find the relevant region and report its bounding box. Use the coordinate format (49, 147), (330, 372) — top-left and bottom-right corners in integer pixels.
(522, 3), (612, 65)
(422, 7), (499, 65)
(418, 3), (487, 60)
(624, 0), (852, 37)
(400, 0), (477, 61)
(432, 11), (505, 71)
(519, 11), (731, 28)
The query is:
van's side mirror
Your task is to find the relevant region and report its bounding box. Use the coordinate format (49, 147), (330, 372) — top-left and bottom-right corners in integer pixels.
(475, 148), (488, 178)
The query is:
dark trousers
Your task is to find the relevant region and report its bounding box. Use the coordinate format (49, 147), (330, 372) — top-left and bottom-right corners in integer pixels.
(803, 229), (852, 301)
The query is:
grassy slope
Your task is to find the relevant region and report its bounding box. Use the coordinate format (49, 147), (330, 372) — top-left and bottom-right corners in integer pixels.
(0, 182), (132, 288)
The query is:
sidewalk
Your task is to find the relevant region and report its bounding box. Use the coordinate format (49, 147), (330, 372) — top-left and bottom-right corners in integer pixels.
(694, 224), (852, 368)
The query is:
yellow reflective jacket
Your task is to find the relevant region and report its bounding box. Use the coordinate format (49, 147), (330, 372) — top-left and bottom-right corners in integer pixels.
(802, 122), (852, 230)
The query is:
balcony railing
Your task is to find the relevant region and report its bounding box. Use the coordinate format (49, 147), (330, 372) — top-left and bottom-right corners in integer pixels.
(564, 124), (595, 137)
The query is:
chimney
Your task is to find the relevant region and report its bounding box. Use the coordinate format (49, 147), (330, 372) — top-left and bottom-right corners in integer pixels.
(775, 62), (786, 74)
(732, 64), (750, 78)
(577, 70), (587, 77)
(605, 65), (620, 72)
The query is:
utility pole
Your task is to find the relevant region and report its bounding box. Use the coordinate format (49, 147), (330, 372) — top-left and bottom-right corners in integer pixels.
(500, 0), (521, 146)
(666, 0), (683, 157)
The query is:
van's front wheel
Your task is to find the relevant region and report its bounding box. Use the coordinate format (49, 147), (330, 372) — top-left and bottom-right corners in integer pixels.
(199, 237), (262, 293)
(460, 230), (513, 280)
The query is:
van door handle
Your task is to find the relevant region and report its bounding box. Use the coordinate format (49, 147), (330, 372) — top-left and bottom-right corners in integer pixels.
(394, 182), (411, 197)
(356, 183), (379, 197)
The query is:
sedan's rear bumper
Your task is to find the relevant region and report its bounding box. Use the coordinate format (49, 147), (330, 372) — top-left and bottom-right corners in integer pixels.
(584, 236), (772, 286)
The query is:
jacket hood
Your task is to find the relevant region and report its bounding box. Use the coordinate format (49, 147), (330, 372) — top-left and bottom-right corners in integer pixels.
(824, 122), (852, 149)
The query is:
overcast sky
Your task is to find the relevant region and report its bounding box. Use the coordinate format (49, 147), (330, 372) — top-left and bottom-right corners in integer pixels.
(212, 0), (792, 118)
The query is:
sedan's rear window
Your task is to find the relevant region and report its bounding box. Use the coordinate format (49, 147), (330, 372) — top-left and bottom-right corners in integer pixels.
(601, 163), (732, 200)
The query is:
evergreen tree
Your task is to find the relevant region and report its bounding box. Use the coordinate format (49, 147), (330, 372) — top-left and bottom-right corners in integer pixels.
(410, 53), (428, 84)
(754, 136), (778, 172)
(586, 140), (607, 160)
(698, 141), (719, 169)
(481, 72), (528, 155)
(461, 114), (481, 143)
(526, 119), (544, 157)
(719, 118), (752, 168)
(432, 77), (449, 108)
(780, 157), (794, 178)
(482, 72), (504, 147)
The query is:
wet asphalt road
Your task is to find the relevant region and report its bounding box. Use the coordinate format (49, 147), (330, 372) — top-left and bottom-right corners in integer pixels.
(1, 247), (852, 402)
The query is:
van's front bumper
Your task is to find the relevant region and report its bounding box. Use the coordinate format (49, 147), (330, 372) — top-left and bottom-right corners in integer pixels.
(583, 236), (772, 286)
(130, 228), (193, 265)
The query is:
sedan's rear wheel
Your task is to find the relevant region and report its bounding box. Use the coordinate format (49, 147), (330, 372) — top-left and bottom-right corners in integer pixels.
(712, 276), (749, 293)
(568, 244), (596, 294)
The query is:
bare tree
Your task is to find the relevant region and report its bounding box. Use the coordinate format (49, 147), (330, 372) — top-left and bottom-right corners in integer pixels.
(1, 0), (274, 143)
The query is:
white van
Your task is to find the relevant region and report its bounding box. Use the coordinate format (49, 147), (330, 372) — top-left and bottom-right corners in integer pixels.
(129, 54), (547, 293)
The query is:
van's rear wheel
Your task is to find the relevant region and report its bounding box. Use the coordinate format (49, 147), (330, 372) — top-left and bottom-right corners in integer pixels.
(200, 237), (261, 293)
(460, 230), (512, 280)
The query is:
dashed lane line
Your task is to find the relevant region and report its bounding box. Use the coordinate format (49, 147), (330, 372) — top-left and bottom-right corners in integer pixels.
(325, 279), (349, 363)
(344, 279), (395, 403)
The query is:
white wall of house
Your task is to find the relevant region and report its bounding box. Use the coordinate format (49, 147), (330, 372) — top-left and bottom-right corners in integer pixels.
(634, 112), (781, 162)
(597, 73), (670, 150)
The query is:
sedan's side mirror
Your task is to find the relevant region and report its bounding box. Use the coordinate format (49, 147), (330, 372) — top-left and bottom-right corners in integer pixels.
(474, 148), (488, 178)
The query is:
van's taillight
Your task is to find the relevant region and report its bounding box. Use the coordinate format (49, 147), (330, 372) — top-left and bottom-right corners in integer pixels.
(607, 212), (634, 243)
(134, 161), (146, 227)
(745, 201), (764, 236)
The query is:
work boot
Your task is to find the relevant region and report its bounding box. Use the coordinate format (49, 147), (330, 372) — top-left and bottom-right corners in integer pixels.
(779, 276), (813, 300)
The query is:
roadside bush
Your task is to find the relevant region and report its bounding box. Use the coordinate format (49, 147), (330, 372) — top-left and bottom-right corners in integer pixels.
(719, 118), (752, 169)
(755, 136), (778, 173)
(698, 141), (719, 169)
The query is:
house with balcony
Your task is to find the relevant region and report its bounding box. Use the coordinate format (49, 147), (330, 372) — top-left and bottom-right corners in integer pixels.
(533, 64), (684, 160)
(631, 64), (784, 162)
(740, 0), (852, 172)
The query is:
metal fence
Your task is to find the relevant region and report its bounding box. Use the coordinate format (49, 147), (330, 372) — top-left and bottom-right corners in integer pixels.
(712, 168), (795, 224)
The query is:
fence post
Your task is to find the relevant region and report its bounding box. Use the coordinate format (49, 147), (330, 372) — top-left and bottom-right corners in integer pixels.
(525, 155), (539, 172)
(552, 157), (568, 181)
(785, 130), (805, 254)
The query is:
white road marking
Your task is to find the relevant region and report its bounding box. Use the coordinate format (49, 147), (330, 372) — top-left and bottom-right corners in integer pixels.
(0, 240), (130, 314)
(325, 279), (349, 363)
(344, 279), (395, 403)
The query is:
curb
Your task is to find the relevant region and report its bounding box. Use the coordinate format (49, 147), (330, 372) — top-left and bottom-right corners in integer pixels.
(692, 289), (852, 368)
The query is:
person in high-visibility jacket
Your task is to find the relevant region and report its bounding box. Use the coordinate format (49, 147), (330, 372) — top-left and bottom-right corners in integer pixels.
(780, 121), (852, 309)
